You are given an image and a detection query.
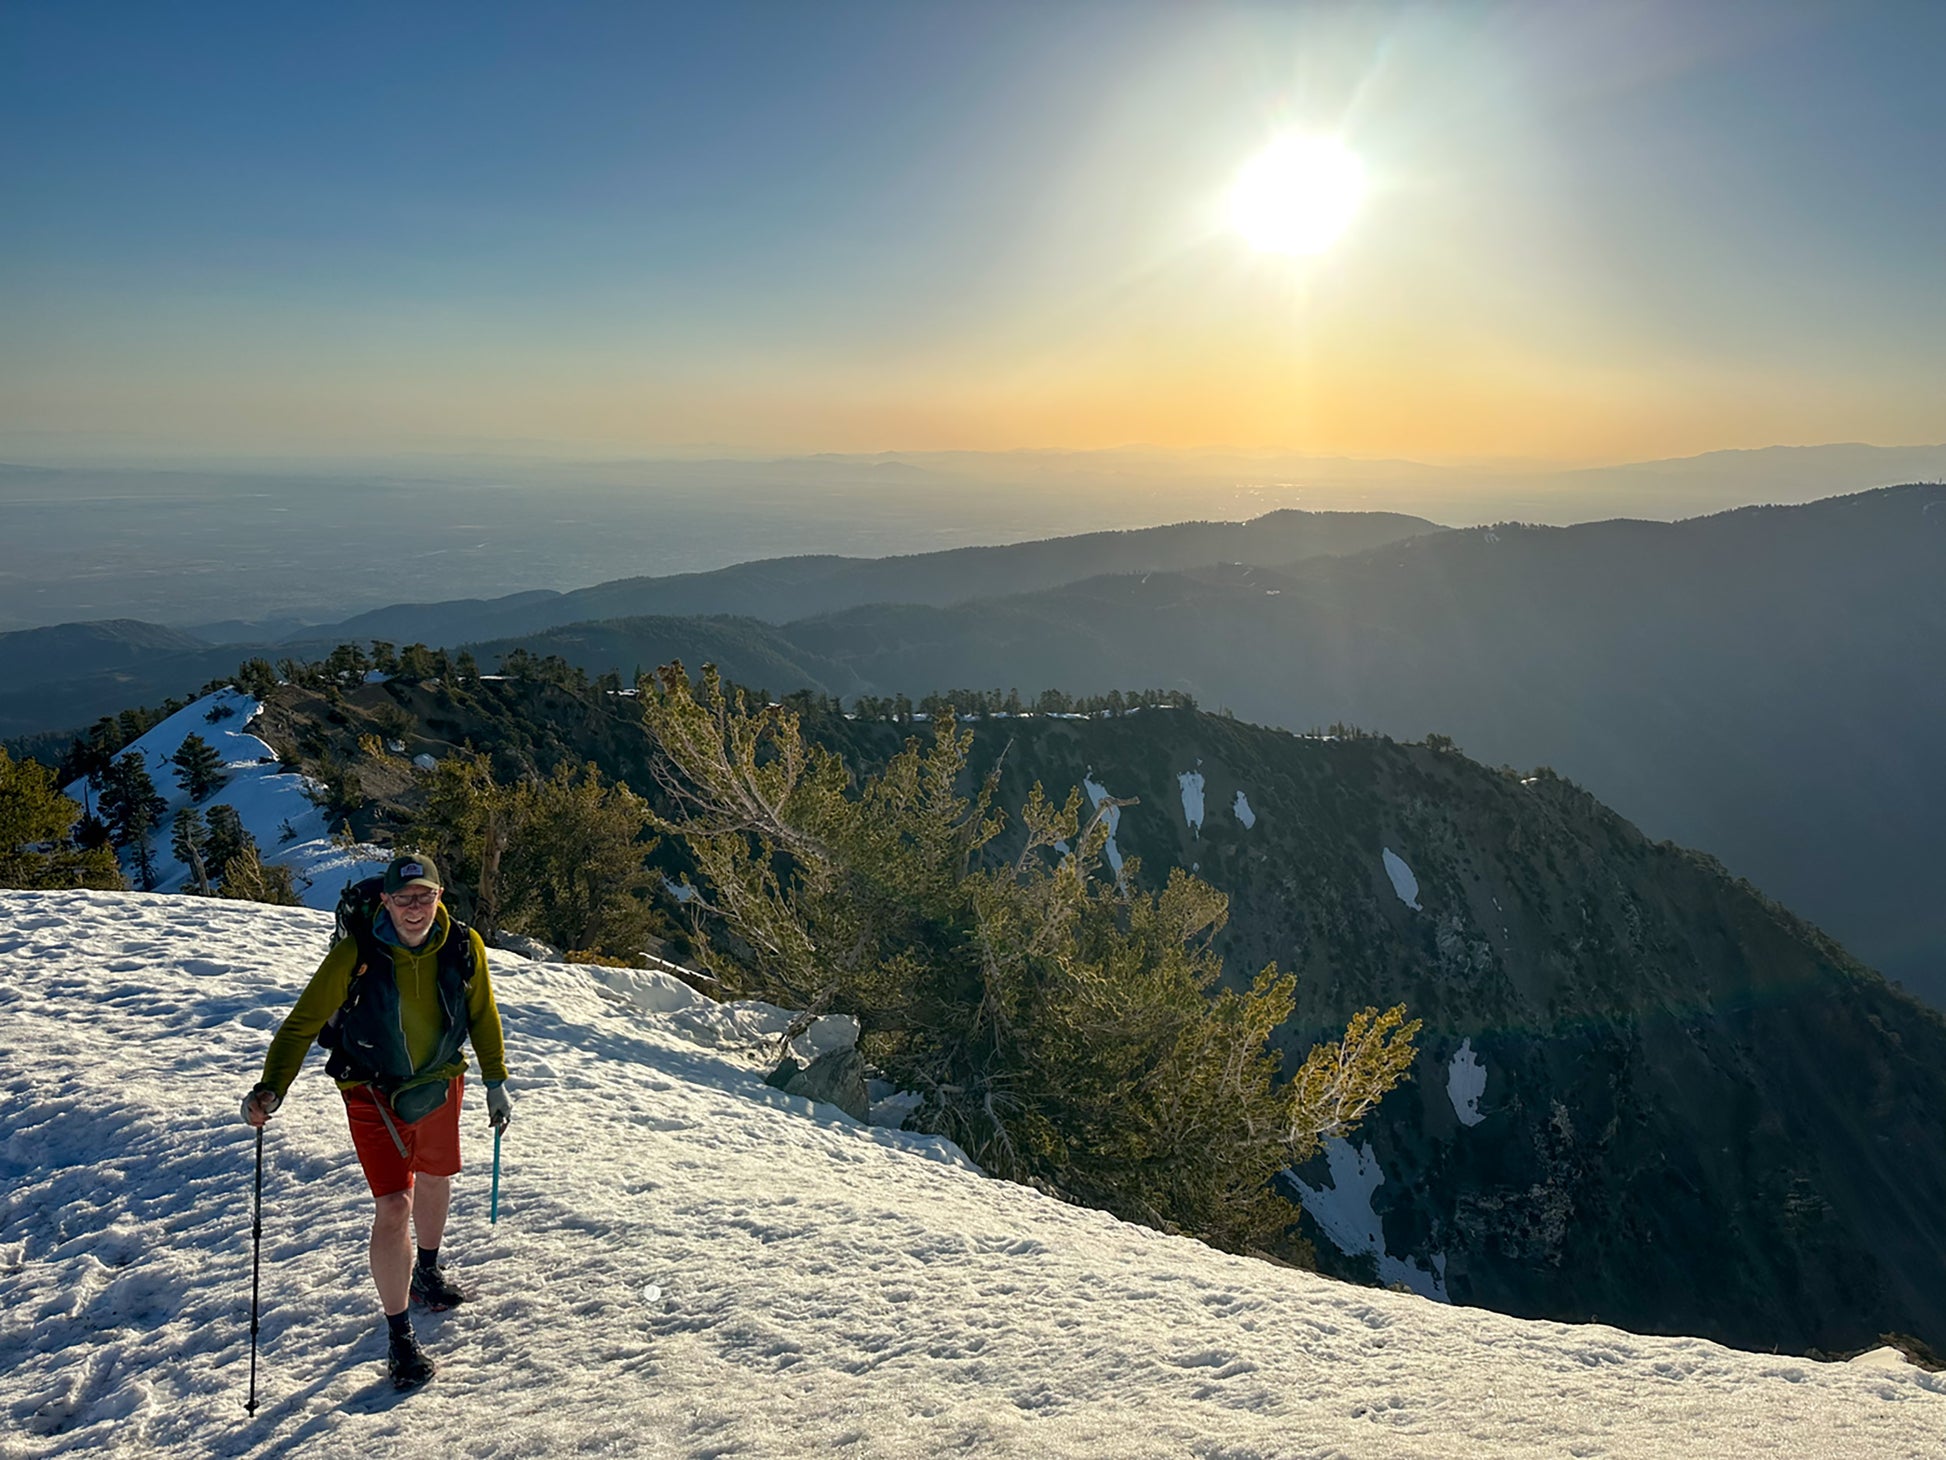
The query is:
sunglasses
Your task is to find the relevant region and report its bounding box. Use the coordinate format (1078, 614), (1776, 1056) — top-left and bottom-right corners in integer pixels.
(388, 889), (440, 910)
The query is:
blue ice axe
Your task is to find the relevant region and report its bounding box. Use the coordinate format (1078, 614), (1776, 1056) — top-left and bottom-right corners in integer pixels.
(490, 1124), (503, 1224)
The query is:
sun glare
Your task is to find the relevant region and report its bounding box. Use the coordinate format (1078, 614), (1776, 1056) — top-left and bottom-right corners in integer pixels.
(1228, 135), (1366, 256)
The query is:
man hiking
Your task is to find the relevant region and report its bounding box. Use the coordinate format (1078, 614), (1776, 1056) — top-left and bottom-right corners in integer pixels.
(241, 852), (512, 1389)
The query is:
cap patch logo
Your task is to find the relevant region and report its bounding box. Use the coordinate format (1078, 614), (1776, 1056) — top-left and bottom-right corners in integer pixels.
(400, 862), (425, 880)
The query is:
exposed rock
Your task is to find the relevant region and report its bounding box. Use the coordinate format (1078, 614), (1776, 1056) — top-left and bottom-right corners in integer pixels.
(490, 931), (561, 962)
(765, 1046), (869, 1123)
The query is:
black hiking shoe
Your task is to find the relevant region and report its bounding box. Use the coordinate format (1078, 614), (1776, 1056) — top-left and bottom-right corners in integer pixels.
(387, 1329), (435, 1390)
(410, 1262), (469, 1311)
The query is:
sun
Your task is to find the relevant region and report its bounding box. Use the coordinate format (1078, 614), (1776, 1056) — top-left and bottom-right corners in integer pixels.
(1228, 135), (1367, 256)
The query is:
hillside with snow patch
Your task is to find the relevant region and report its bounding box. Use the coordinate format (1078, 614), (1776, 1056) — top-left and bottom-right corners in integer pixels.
(3, 890), (1943, 1458)
(62, 690), (392, 909)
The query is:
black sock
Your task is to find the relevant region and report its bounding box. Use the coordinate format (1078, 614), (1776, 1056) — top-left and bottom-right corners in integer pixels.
(387, 1310), (412, 1340)
(416, 1246), (439, 1271)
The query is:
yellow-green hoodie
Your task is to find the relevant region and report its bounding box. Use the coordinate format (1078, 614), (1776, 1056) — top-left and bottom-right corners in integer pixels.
(258, 905), (509, 1100)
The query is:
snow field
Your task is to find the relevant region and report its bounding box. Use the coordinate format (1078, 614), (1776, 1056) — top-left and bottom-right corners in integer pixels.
(3, 890), (1944, 1459)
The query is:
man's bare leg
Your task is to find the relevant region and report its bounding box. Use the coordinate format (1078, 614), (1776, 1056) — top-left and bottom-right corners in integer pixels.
(371, 1187), (414, 1315)
(413, 1173), (452, 1254)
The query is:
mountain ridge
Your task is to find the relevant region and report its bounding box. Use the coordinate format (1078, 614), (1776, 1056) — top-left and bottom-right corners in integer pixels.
(0, 508), (1437, 740)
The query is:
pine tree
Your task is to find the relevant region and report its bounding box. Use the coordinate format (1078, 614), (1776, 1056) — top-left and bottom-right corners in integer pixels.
(74, 812), (113, 852)
(0, 748), (122, 890)
(61, 735), (111, 814)
(216, 844), (300, 906)
(170, 733), (226, 801)
(234, 658), (278, 699)
(86, 715), (126, 756)
(171, 806), (213, 894)
(98, 753), (166, 890)
(308, 752), (361, 815)
(640, 663), (1420, 1254)
(405, 753), (661, 958)
(498, 761), (659, 956)
(204, 803), (255, 889)
(79, 719), (123, 817)
(407, 751), (513, 930)
(324, 642), (370, 684)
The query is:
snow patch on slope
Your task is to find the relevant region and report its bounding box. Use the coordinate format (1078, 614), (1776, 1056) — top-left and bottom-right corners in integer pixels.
(1177, 770), (1204, 837)
(1082, 774), (1123, 878)
(62, 688), (392, 908)
(1383, 847), (1422, 910)
(1448, 1039), (1488, 1128)
(1287, 1138), (1449, 1301)
(1232, 790), (1256, 829)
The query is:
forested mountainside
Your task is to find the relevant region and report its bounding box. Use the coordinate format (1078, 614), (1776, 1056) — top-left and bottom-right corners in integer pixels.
(249, 671), (1946, 1358)
(456, 484), (1946, 1005)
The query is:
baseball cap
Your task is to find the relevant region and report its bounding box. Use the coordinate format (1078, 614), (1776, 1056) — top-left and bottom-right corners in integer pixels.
(382, 853), (443, 894)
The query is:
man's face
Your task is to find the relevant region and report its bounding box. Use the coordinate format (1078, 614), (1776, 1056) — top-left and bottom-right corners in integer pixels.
(382, 884), (442, 947)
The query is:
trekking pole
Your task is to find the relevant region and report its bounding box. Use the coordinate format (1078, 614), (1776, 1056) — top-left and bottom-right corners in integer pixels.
(246, 1125), (264, 1415)
(490, 1124), (503, 1225)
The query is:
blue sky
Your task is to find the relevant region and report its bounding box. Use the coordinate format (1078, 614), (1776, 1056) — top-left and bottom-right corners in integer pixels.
(3, 1), (1943, 463)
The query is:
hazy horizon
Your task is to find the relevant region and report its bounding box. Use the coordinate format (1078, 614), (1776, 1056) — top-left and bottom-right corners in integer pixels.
(7, 429), (1946, 478)
(4, 438), (1943, 635)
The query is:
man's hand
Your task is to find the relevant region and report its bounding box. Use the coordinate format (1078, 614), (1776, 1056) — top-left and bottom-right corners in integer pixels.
(485, 1081), (511, 1131)
(241, 1084), (281, 1127)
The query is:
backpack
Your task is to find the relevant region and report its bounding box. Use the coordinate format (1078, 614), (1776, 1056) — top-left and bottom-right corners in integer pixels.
(319, 875), (477, 1093)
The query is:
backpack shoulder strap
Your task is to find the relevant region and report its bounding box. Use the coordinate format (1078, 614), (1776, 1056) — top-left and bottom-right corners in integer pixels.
(439, 916), (478, 986)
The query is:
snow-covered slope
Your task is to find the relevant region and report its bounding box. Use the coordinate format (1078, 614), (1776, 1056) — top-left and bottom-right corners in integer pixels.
(3, 890), (1943, 1459)
(63, 690), (391, 908)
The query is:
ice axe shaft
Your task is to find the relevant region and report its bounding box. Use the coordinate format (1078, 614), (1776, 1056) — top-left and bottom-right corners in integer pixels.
(490, 1124), (503, 1224)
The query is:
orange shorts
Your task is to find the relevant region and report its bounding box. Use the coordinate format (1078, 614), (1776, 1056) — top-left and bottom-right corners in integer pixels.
(343, 1076), (464, 1198)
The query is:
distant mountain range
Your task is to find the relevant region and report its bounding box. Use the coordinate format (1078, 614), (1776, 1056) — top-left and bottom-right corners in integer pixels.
(5, 486), (1941, 1007)
(306, 509), (1441, 647)
(0, 508), (1437, 734)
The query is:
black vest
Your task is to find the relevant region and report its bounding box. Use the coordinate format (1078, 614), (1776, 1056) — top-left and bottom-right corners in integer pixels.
(321, 914), (476, 1093)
